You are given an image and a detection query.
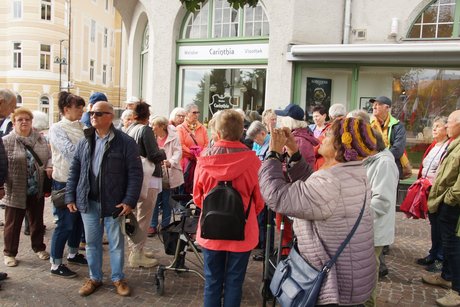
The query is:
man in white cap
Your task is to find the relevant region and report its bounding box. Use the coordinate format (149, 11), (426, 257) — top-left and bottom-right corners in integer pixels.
(125, 96), (140, 110)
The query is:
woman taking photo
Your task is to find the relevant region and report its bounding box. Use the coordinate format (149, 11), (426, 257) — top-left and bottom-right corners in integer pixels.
(259, 117), (376, 306)
(3, 108), (52, 267)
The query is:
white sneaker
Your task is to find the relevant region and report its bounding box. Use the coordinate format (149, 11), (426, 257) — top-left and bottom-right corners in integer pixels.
(128, 251), (158, 268)
(4, 256), (17, 267)
(436, 290), (460, 307)
(36, 250), (50, 260)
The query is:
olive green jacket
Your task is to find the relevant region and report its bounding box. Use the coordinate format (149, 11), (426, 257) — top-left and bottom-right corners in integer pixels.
(428, 137), (460, 214)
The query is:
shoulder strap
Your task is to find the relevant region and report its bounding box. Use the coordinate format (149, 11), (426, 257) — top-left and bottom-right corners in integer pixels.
(183, 125), (199, 146)
(23, 144), (44, 167)
(323, 182), (367, 271)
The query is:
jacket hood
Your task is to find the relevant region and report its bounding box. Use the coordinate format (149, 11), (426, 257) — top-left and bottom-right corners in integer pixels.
(197, 141), (261, 181)
(363, 148), (393, 166)
(292, 127), (319, 146)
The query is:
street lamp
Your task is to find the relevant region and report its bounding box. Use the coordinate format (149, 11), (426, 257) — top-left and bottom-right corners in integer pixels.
(54, 39), (68, 91)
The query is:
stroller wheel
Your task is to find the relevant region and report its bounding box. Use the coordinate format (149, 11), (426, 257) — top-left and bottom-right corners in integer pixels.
(154, 273), (165, 296)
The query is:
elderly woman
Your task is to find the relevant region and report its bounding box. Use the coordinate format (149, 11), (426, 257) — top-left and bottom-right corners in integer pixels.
(415, 116), (449, 273)
(120, 109), (134, 132)
(177, 103), (208, 194)
(259, 117), (377, 306)
(193, 109), (264, 307)
(148, 116), (183, 235)
(169, 107), (187, 127)
(247, 120), (270, 161)
(3, 108), (52, 267)
(261, 109), (277, 132)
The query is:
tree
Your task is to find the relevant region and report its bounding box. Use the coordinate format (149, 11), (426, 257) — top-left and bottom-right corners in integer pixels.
(180, 0), (258, 12)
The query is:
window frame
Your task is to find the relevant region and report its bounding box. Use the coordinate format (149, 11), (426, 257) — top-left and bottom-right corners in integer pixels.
(13, 0), (22, 19)
(91, 20), (96, 43)
(40, 44), (51, 70)
(13, 42), (22, 69)
(41, 0), (52, 21)
(102, 64), (107, 84)
(90, 59), (95, 82)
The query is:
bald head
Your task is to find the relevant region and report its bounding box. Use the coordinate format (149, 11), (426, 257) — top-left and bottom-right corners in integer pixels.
(446, 110), (460, 139)
(90, 101), (114, 131)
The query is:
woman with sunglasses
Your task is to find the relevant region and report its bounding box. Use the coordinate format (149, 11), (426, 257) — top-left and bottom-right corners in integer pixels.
(176, 103), (209, 194)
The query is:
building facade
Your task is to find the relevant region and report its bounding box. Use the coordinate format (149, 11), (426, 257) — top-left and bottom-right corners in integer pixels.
(114, 0), (460, 166)
(0, 0), (125, 123)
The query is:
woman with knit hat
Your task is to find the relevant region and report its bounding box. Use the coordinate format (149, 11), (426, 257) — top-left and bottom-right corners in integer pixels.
(259, 117), (377, 306)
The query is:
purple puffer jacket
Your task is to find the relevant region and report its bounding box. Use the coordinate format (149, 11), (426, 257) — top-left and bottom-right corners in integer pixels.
(259, 158), (376, 306)
(292, 127), (319, 168)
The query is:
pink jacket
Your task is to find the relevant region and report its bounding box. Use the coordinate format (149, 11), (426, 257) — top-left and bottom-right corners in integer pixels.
(193, 140), (264, 252)
(162, 125), (184, 189)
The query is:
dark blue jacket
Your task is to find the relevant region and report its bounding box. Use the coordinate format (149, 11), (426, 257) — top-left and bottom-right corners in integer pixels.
(0, 139), (7, 185)
(65, 125), (143, 217)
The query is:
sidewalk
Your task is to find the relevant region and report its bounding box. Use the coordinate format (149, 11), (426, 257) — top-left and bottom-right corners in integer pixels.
(0, 200), (449, 306)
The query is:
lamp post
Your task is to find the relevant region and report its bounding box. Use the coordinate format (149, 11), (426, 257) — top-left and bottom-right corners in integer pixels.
(54, 39), (68, 91)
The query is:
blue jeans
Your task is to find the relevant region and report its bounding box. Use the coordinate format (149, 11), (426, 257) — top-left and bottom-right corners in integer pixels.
(439, 203), (460, 293)
(50, 181), (84, 264)
(81, 200), (125, 282)
(428, 211), (443, 261)
(202, 248), (250, 307)
(151, 189), (171, 229)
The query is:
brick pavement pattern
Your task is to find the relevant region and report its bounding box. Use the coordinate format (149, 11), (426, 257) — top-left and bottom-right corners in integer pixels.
(0, 200), (450, 306)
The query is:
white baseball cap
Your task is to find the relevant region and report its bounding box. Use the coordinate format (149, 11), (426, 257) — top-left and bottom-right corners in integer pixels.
(126, 96), (140, 105)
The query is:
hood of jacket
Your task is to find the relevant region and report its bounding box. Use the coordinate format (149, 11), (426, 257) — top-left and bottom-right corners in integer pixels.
(197, 140), (261, 181)
(292, 127), (319, 147)
(363, 148), (394, 166)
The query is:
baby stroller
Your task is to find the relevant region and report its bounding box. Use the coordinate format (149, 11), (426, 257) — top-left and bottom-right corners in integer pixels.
(154, 194), (204, 295)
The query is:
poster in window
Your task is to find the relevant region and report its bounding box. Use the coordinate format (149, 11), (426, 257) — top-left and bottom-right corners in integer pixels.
(360, 97), (374, 114)
(306, 77), (332, 116)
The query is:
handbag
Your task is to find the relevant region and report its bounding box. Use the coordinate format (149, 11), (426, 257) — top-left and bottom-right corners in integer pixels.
(270, 190), (367, 307)
(162, 165), (170, 190)
(140, 157), (155, 201)
(51, 188), (67, 209)
(23, 144), (52, 194)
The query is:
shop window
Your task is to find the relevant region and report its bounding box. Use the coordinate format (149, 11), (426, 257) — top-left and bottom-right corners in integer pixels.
(408, 0), (459, 39)
(40, 44), (51, 70)
(180, 67), (266, 120)
(182, 0), (269, 39)
(41, 0), (51, 21)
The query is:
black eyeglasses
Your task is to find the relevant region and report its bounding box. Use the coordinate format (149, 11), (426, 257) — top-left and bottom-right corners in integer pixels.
(192, 111), (200, 114)
(89, 111), (112, 117)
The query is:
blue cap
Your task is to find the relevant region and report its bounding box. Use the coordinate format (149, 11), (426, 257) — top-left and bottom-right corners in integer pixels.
(89, 92), (108, 105)
(275, 103), (305, 121)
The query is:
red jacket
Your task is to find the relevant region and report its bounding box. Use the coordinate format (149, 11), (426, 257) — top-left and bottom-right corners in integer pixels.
(193, 140), (264, 252)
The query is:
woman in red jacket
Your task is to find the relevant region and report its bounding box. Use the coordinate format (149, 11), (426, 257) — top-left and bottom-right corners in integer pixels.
(193, 109), (264, 307)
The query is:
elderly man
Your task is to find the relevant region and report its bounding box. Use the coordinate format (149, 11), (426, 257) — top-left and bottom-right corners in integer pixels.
(370, 96), (407, 179)
(422, 110), (460, 307)
(66, 101), (143, 297)
(0, 89), (15, 286)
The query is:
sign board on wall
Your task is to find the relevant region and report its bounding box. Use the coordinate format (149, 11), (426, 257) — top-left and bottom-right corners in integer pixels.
(209, 94), (238, 116)
(178, 44), (269, 61)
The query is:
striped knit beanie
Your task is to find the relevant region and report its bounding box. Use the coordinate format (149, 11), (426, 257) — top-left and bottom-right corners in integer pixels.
(339, 117), (377, 161)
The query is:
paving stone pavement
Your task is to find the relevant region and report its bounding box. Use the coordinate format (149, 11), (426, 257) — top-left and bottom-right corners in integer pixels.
(0, 200), (450, 306)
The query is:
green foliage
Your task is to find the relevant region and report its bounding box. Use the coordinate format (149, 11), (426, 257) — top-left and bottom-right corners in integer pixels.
(179, 0), (258, 12)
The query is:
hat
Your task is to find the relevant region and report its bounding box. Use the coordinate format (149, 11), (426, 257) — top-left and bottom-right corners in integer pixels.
(339, 117), (377, 162)
(369, 96), (392, 106)
(126, 96), (140, 105)
(88, 92), (108, 105)
(274, 103), (304, 121)
(120, 212), (143, 244)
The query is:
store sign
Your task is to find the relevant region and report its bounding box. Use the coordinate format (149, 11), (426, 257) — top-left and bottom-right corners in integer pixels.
(178, 43), (269, 61)
(209, 94), (236, 115)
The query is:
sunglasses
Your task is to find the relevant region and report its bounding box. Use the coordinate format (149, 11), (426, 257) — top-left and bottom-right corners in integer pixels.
(89, 111), (112, 117)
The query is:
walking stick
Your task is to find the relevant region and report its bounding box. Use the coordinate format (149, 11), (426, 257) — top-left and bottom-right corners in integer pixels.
(262, 207), (273, 307)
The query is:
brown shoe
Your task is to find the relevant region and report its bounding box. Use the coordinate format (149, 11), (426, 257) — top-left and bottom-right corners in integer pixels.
(422, 274), (452, 289)
(113, 279), (131, 296)
(79, 279), (102, 296)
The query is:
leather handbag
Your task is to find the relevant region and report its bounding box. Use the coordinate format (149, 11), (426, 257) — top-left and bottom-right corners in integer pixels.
(270, 190), (367, 307)
(51, 188), (67, 209)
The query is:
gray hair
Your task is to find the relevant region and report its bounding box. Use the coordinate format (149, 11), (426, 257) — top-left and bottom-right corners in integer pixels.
(32, 110), (49, 131)
(247, 120), (267, 140)
(120, 109), (134, 120)
(347, 109), (371, 123)
(184, 103), (198, 113)
(329, 103), (347, 120)
(278, 116), (308, 130)
(0, 89), (16, 106)
(433, 116), (448, 126)
(169, 107), (186, 121)
(151, 116), (169, 131)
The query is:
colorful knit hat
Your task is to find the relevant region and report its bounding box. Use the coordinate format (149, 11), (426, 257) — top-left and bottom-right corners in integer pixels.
(339, 117), (377, 161)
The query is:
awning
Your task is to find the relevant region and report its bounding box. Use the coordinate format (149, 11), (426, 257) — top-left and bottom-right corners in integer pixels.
(287, 42), (460, 65)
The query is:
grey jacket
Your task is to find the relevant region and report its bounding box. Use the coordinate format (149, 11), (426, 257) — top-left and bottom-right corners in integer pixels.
(259, 158), (376, 305)
(363, 149), (399, 247)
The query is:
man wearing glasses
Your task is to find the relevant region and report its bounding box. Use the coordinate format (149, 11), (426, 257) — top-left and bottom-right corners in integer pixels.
(66, 101), (143, 297)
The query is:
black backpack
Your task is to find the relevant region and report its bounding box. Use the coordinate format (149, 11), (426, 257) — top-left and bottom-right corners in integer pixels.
(200, 181), (253, 241)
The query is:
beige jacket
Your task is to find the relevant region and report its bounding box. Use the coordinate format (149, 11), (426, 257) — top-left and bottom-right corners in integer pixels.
(162, 125), (184, 189)
(2, 130), (52, 209)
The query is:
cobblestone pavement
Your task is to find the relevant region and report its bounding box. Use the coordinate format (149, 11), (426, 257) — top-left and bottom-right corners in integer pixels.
(0, 200), (449, 306)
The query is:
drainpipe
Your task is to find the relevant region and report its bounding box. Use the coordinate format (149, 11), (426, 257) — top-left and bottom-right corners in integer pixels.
(343, 0), (352, 44)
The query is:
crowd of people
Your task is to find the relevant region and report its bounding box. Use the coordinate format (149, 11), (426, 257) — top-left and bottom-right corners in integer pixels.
(0, 88), (460, 307)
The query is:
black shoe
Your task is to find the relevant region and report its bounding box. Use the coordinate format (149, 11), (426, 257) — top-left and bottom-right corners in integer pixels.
(382, 246), (390, 255)
(67, 253), (88, 266)
(416, 256), (435, 266)
(51, 264), (77, 278)
(425, 259), (443, 273)
(0, 272), (7, 281)
(379, 269), (389, 278)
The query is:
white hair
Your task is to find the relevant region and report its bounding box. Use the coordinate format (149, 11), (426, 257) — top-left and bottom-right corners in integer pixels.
(329, 103), (347, 120)
(120, 109), (134, 120)
(32, 110), (49, 131)
(278, 116), (308, 130)
(169, 107), (186, 121)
